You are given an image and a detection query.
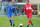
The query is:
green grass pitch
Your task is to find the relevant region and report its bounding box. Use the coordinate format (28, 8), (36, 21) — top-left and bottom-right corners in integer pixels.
(0, 16), (40, 27)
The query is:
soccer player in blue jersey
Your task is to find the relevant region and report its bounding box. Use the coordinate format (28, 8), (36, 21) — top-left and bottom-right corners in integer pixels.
(6, 1), (18, 27)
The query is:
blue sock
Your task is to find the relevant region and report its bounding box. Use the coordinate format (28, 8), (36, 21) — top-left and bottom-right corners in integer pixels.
(12, 20), (14, 24)
(10, 20), (12, 23)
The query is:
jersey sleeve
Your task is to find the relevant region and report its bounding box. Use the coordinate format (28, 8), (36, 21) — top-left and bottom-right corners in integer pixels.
(31, 4), (35, 12)
(14, 7), (17, 14)
(24, 5), (26, 12)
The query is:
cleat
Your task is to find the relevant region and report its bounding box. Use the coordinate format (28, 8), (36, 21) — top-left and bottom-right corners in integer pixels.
(13, 24), (15, 27)
(11, 22), (12, 26)
(27, 26), (29, 27)
(32, 24), (33, 27)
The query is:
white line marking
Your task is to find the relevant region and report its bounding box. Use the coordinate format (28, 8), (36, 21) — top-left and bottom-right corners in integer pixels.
(32, 17), (40, 20)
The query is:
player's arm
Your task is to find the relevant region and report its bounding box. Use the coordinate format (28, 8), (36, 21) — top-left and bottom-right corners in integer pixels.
(31, 5), (35, 14)
(22, 8), (24, 14)
(14, 7), (18, 16)
(6, 6), (9, 12)
(24, 5), (26, 14)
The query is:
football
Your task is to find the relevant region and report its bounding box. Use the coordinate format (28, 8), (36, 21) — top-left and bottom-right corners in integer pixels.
(20, 24), (23, 27)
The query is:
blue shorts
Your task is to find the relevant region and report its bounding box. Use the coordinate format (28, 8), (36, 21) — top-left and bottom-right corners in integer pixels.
(7, 13), (14, 18)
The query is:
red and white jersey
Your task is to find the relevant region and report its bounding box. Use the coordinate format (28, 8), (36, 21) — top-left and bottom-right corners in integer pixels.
(24, 4), (35, 13)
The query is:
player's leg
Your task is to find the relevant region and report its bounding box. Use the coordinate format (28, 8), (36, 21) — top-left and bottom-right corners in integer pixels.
(27, 15), (29, 27)
(30, 18), (33, 27)
(11, 13), (15, 27)
(11, 16), (15, 26)
(27, 13), (33, 27)
(28, 18), (33, 27)
(29, 14), (33, 27)
(9, 17), (12, 26)
(27, 18), (33, 27)
(7, 14), (12, 26)
(9, 17), (11, 23)
(27, 17), (31, 27)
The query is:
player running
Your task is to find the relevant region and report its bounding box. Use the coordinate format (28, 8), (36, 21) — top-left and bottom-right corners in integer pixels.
(6, 1), (18, 27)
(23, 1), (35, 27)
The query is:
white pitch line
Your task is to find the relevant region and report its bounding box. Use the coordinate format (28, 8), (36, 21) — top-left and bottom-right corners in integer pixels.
(32, 17), (40, 20)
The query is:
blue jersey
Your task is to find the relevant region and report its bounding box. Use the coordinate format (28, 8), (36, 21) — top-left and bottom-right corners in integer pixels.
(6, 4), (17, 14)
(6, 4), (17, 18)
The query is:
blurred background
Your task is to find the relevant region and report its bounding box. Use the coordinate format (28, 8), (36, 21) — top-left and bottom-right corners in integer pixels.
(0, 0), (40, 16)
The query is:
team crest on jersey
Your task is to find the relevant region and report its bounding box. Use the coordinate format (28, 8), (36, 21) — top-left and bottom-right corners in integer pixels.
(26, 7), (31, 10)
(29, 7), (31, 9)
(26, 7), (28, 10)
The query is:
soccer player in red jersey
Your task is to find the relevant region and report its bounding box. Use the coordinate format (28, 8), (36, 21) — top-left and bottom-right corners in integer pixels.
(24, 1), (35, 27)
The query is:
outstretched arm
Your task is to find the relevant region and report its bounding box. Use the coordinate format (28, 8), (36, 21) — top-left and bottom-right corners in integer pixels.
(31, 5), (35, 14)
(24, 5), (26, 14)
(6, 6), (9, 12)
(14, 7), (18, 16)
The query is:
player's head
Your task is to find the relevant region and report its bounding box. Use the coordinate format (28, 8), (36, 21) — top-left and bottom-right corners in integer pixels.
(11, 1), (14, 6)
(26, 1), (29, 4)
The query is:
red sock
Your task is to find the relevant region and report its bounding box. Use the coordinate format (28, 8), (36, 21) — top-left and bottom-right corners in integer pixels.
(30, 20), (32, 24)
(28, 20), (31, 26)
(28, 20), (33, 26)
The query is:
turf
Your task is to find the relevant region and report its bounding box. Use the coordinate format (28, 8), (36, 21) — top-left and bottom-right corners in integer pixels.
(0, 16), (40, 27)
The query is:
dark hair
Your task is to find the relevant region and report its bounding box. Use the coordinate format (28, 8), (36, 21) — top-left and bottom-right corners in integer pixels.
(28, 1), (29, 2)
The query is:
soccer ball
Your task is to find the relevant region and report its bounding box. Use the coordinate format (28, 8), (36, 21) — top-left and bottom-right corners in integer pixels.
(20, 24), (23, 27)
